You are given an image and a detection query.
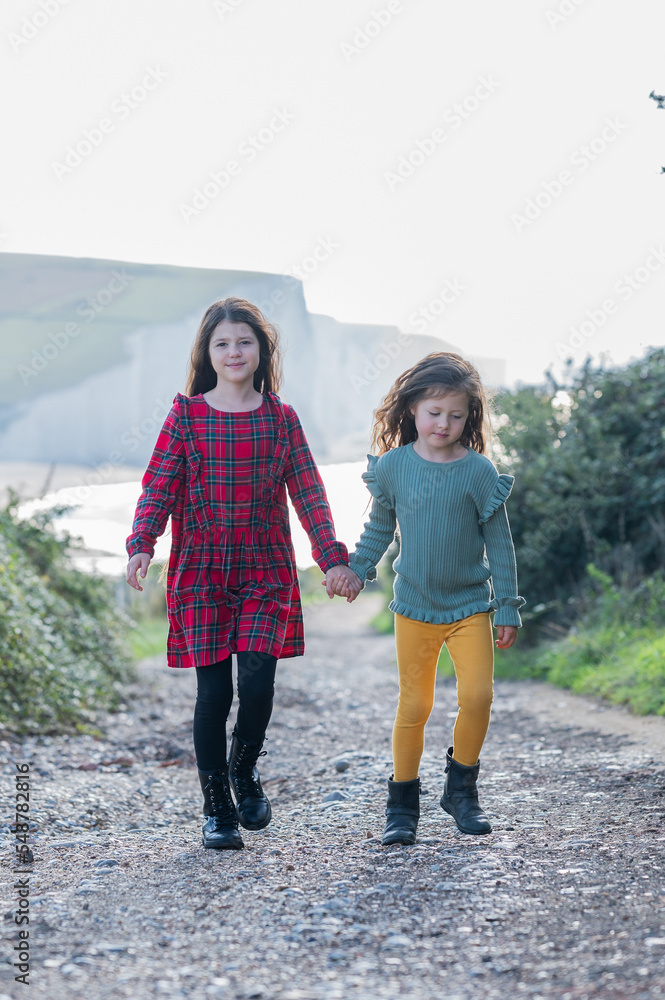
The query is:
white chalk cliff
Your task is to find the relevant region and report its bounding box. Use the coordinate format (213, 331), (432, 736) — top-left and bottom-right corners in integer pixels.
(0, 253), (505, 466)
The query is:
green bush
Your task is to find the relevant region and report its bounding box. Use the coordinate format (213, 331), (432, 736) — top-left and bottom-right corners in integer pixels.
(368, 540), (399, 634)
(297, 564), (329, 606)
(127, 613), (169, 660)
(495, 566), (665, 714)
(0, 497), (136, 735)
(497, 347), (665, 636)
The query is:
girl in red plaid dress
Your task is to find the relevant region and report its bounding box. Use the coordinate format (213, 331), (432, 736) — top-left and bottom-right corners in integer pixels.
(126, 298), (359, 850)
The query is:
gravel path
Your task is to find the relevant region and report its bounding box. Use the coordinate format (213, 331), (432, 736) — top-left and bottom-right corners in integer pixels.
(3, 593), (665, 1000)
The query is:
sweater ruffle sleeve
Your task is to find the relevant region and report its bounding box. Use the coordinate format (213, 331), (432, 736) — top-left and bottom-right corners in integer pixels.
(361, 454), (393, 509)
(478, 474), (514, 524)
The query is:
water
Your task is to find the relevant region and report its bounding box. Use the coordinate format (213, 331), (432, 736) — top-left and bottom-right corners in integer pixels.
(18, 461), (371, 576)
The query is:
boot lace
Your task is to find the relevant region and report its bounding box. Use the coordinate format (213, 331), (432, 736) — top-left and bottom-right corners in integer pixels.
(231, 743), (267, 799)
(205, 773), (234, 820)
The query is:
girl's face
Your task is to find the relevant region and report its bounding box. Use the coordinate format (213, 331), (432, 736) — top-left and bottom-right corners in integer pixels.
(411, 391), (470, 451)
(208, 319), (261, 387)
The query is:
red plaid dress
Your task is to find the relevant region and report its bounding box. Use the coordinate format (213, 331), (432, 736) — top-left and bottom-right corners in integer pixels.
(126, 392), (349, 668)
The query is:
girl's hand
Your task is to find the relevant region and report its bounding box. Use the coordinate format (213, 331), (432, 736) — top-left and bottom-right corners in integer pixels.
(127, 553), (151, 591)
(495, 625), (518, 649)
(323, 565), (363, 602)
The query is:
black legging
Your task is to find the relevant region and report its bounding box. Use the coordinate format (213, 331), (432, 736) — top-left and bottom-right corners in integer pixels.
(193, 651), (277, 772)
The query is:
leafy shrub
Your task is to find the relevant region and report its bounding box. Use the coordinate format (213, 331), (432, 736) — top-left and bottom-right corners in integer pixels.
(498, 347), (665, 636)
(0, 497), (136, 734)
(496, 566), (665, 714)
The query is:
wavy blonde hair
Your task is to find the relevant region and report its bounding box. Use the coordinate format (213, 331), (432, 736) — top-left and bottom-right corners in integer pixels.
(371, 352), (492, 455)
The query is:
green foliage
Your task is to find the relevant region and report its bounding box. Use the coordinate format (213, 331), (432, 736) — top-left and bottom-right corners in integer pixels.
(436, 643), (455, 677)
(124, 559), (169, 658)
(573, 634), (665, 715)
(0, 497), (136, 734)
(497, 348), (665, 634)
(496, 567), (665, 715)
(297, 564), (329, 606)
(368, 540), (400, 634)
(127, 615), (169, 660)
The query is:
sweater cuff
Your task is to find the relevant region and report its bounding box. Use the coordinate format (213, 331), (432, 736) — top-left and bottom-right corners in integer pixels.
(348, 558), (377, 586)
(490, 595), (526, 628)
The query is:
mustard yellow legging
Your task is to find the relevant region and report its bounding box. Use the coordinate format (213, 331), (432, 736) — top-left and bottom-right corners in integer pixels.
(393, 611), (494, 781)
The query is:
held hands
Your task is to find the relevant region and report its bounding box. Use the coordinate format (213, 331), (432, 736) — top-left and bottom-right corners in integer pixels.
(495, 625), (518, 650)
(126, 553), (151, 591)
(323, 565), (363, 603)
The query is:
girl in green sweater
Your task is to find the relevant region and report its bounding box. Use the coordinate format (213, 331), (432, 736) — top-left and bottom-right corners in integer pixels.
(335, 352), (525, 846)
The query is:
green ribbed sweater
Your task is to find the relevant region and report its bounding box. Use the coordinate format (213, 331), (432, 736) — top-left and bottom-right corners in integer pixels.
(348, 443), (525, 628)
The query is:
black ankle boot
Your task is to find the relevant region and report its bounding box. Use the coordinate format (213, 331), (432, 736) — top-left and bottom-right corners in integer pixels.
(198, 767), (244, 850)
(382, 776), (420, 846)
(228, 727), (272, 830)
(440, 746), (492, 835)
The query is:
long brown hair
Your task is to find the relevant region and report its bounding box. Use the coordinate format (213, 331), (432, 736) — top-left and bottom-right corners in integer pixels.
(185, 297), (283, 396)
(371, 352), (492, 455)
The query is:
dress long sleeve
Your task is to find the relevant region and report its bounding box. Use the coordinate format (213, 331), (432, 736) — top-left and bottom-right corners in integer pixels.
(126, 401), (186, 559)
(282, 407), (349, 573)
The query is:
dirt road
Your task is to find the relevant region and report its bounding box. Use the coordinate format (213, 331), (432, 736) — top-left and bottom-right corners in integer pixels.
(2, 594), (665, 999)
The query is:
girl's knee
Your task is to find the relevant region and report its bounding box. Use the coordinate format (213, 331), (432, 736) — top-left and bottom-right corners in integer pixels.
(396, 695), (434, 728)
(458, 689), (494, 717)
(238, 690), (275, 716)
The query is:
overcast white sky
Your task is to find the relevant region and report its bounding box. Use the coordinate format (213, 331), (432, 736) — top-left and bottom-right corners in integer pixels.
(2, 0), (663, 385)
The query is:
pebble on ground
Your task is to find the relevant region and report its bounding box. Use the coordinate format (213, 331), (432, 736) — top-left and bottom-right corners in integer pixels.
(2, 595), (665, 1000)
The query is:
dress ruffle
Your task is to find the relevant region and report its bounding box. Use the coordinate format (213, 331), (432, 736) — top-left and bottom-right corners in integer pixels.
(478, 474), (515, 524)
(361, 454), (393, 509)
